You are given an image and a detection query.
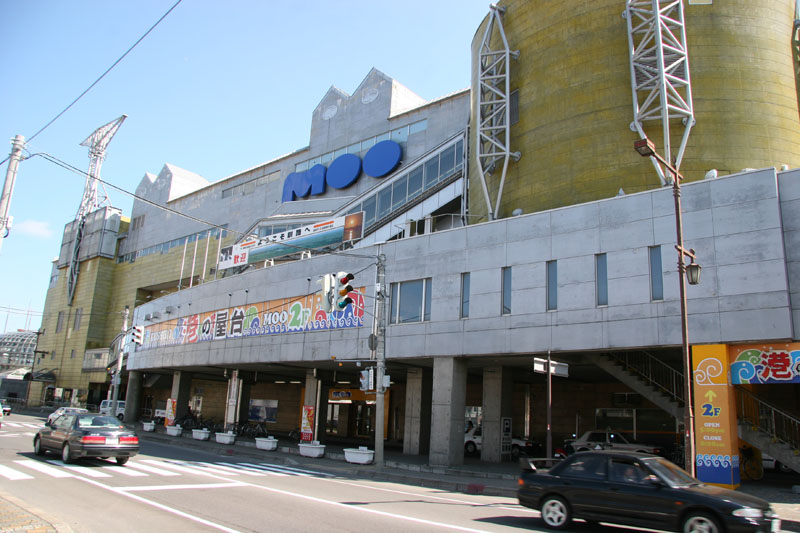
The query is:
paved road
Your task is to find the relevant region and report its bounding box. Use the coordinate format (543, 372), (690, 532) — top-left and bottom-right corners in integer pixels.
(1, 414), (543, 532)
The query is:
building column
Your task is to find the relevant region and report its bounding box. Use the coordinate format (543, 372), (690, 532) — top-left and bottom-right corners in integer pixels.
(481, 366), (513, 463)
(318, 382), (330, 444)
(123, 370), (142, 424)
(403, 367), (432, 455)
(429, 357), (467, 466)
(170, 370), (193, 421)
(236, 373), (253, 427)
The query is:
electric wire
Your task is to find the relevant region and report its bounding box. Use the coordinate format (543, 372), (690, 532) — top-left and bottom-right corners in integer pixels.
(0, 0), (184, 167)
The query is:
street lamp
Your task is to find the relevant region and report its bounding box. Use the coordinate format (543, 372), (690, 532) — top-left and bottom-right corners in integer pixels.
(634, 136), (700, 477)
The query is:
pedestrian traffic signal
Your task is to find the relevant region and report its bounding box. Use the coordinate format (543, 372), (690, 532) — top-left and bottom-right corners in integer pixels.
(334, 271), (354, 310)
(131, 325), (144, 345)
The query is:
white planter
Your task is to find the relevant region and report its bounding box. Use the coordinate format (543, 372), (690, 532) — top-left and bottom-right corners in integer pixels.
(344, 447), (374, 465)
(142, 421), (155, 432)
(255, 437), (278, 451)
(192, 428), (211, 441)
(215, 431), (236, 445)
(166, 425), (182, 437)
(298, 442), (326, 458)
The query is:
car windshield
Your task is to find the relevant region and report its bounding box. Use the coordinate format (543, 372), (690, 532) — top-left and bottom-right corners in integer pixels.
(76, 415), (123, 429)
(644, 457), (699, 486)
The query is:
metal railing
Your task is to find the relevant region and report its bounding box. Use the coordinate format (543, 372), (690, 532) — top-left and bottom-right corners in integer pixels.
(609, 351), (684, 405)
(736, 388), (800, 451)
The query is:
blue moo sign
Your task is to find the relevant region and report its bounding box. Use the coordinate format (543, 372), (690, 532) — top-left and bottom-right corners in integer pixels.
(282, 140), (402, 202)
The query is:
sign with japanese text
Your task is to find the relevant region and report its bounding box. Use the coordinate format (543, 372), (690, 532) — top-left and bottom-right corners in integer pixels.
(218, 212), (363, 269)
(301, 405), (315, 442)
(693, 344), (738, 488)
(730, 343), (800, 384)
(136, 287), (365, 351)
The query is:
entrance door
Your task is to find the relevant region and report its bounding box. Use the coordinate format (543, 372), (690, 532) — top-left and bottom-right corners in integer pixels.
(356, 403), (374, 437)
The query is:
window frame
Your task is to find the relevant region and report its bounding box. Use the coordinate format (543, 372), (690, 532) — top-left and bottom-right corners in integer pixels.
(649, 246), (664, 301)
(389, 278), (433, 324)
(460, 273), (470, 319)
(547, 260), (558, 311)
(501, 267), (512, 315)
(596, 253), (608, 307)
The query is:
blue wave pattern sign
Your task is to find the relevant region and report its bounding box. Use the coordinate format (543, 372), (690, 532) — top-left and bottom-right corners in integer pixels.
(730, 347), (800, 384)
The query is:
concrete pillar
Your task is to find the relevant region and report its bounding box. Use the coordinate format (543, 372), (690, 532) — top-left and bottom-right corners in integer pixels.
(481, 366), (514, 462)
(403, 367), (432, 455)
(123, 370), (142, 424)
(318, 383), (330, 444)
(170, 370), (193, 421)
(237, 375), (252, 427)
(429, 357), (467, 466)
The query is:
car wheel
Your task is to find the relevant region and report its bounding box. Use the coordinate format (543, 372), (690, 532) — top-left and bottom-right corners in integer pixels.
(511, 445), (520, 460)
(682, 512), (721, 533)
(117, 414), (124, 421)
(116, 457), (129, 466)
(61, 443), (74, 464)
(33, 437), (45, 456)
(540, 495), (571, 530)
(465, 441), (477, 455)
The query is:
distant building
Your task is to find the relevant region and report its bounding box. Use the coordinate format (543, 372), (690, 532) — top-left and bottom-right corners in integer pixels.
(0, 329), (37, 369)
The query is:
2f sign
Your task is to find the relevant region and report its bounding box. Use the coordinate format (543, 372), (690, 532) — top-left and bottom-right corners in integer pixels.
(701, 403), (721, 417)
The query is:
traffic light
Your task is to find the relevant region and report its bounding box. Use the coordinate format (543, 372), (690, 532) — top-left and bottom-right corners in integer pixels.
(131, 325), (144, 345)
(334, 271), (355, 310)
(317, 273), (335, 313)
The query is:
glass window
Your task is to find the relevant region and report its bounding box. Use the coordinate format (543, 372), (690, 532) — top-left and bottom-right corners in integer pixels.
(392, 175), (407, 210)
(362, 196), (377, 227)
(56, 311), (64, 333)
(559, 456), (608, 480)
(409, 119), (427, 135)
(346, 204), (362, 216)
(510, 89), (519, 125)
(424, 156), (440, 190)
(502, 267), (512, 315)
(390, 278), (432, 324)
(547, 260), (558, 311)
(440, 145), (455, 177)
(376, 132), (390, 143)
(308, 157), (320, 168)
(73, 308), (83, 331)
(461, 273), (470, 319)
(391, 126), (409, 144)
(334, 148), (346, 159)
(321, 152), (333, 164)
(222, 188), (232, 199)
(377, 187), (392, 221)
(361, 137), (375, 152)
(596, 253), (608, 306)
(650, 246), (663, 301)
(347, 142), (361, 154)
(295, 161), (309, 172)
(407, 167), (423, 200)
(455, 139), (464, 169)
(272, 225), (286, 236)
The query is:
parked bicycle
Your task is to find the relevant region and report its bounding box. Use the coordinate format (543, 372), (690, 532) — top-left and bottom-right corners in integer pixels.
(739, 445), (763, 480)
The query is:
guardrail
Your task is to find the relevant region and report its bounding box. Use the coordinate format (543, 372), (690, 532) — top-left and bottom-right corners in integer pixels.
(609, 351), (684, 404)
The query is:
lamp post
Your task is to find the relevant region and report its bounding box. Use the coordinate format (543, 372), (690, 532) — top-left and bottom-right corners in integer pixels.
(634, 137), (701, 477)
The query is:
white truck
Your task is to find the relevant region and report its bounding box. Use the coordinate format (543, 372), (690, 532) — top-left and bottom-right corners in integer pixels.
(99, 400), (126, 419)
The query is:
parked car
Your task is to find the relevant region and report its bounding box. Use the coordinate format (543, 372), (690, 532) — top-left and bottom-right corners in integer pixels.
(566, 429), (662, 455)
(34, 413), (139, 465)
(99, 400), (125, 419)
(0, 400), (10, 416)
(763, 453), (793, 474)
(518, 450), (779, 532)
(464, 425), (541, 459)
(47, 407), (88, 425)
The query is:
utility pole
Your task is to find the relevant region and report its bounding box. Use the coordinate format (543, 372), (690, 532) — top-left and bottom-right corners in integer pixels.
(0, 135), (26, 254)
(111, 307), (129, 417)
(372, 250), (387, 468)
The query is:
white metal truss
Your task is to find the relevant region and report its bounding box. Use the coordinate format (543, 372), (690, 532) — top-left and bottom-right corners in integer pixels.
(67, 114), (126, 305)
(475, 4), (520, 221)
(625, 0), (694, 185)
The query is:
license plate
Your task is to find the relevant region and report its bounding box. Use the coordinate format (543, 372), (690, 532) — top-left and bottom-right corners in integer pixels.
(105, 437), (118, 445)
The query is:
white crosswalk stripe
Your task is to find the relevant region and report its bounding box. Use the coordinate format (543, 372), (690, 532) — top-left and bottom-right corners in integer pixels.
(0, 458), (331, 482)
(15, 459), (73, 478)
(0, 463), (34, 480)
(2, 422), (43, 428)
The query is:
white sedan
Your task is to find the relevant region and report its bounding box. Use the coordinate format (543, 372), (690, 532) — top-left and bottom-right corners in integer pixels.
(47, 407), (88, 425)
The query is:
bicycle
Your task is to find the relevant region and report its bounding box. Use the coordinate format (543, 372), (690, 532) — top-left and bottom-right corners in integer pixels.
(739, 445), (763, 481)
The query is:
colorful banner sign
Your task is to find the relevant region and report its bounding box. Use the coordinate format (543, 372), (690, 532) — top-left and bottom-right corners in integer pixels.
(138, 287), (365, 351)
(219, 212), (363, 269)
(730, 343), (800, 384)
(301, 405), (315, 442)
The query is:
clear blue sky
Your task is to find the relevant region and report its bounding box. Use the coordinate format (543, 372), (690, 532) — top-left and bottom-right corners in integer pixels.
(0, 0), (489, 333)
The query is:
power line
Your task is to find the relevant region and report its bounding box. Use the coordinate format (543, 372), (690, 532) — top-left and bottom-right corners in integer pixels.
(1, 0), (183, 167)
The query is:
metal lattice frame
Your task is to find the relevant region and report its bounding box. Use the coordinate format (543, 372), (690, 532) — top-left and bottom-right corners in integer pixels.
(67, 115), (126, 305)
(625, 0), (694, 185)
(475, 5), (520, 221)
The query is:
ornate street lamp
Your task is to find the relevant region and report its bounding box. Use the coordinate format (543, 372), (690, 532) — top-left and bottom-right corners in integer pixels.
(635, 137), (700, 477)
